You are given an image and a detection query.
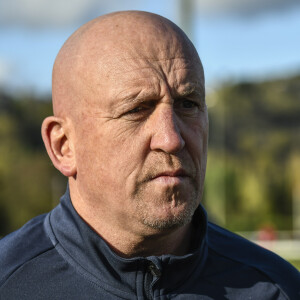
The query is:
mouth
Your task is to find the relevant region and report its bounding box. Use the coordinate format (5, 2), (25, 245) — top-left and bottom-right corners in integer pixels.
(151, 169), (190, 185)
(153, 169), (188, 178)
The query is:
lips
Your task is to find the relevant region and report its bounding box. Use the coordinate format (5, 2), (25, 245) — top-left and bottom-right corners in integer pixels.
(153, 169), (188, 179)
(150, 169), (191, 186)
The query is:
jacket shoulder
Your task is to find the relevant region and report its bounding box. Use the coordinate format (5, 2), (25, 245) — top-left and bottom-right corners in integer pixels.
(0, 213), (54, 286)
(207, 222), (300, 299)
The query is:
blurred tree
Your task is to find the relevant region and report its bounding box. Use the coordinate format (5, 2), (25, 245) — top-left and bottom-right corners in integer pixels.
(0, 92), (66, 236)
(204, 75), (300, 231)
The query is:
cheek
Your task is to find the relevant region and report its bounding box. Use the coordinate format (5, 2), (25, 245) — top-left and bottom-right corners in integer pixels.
(76, 123), (147, 182)
(186, 117), (208, 149)
(73, 121), (107, 180)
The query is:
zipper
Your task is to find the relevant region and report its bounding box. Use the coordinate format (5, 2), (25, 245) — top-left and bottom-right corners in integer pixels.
(144, 269), (153, 300)
(144, 262), (162, 300)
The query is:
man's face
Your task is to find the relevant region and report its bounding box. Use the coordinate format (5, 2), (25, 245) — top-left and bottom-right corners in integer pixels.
(73, 40), (208, 234)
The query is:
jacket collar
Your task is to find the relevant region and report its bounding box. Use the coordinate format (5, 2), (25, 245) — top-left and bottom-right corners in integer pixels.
(47, 186), (208, 296)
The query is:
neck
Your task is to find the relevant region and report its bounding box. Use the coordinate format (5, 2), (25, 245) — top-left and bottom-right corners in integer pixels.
(104, 223), (194, 258)
(69, 180), (194, 258)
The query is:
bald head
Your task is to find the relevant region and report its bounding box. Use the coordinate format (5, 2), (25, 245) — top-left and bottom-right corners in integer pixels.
(52, 11), (203, 118)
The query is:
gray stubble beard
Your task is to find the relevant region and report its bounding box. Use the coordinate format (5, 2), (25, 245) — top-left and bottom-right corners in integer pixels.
(134, 178), (200, 230)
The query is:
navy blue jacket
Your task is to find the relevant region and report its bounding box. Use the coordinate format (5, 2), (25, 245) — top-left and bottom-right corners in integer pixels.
(1, 188), (299, 299)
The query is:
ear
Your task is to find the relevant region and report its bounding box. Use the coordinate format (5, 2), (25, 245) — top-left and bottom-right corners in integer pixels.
(41, 116), (77, 177)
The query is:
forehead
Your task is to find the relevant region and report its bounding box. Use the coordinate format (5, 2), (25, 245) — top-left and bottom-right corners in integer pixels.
(124, 59), (199, 91)
(95, 50), (204, 106)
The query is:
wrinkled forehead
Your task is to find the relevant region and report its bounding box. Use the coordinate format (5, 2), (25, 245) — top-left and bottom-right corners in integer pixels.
(98, 47), (203, 81)
(104, 55), (205, 113)
(83, 25), (202, 87)
(83, 43), (204, 108)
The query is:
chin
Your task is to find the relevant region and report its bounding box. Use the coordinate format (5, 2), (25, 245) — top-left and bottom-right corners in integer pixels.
(134, 182), (201, 230)
(140, 201), (198, 230)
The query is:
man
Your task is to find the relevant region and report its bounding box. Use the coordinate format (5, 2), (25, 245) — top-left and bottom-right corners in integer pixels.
(0, 11), (299, 299)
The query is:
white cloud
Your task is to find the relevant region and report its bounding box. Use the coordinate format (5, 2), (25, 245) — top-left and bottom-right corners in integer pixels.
(0, 0), (144, 28)
(0, 58), (14, 86)
(0, 0), (299, 28)
(0, 0), (100, 27)
(195, 0), (300, 16)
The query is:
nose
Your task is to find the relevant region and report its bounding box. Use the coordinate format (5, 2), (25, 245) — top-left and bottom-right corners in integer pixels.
(149, 104), (185, 154)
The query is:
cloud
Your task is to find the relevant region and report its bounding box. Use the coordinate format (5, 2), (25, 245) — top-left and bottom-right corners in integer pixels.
(0, 0), (98, 27)
(0, 0), (142, 28)
(0, 58), (14, 86)
(195, 0), (300, 17)
(0, 0), (299, 28)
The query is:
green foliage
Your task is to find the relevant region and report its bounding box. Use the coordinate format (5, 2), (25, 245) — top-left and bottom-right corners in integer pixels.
(204, 75), (300, 231)
(0, 93), (66, 236)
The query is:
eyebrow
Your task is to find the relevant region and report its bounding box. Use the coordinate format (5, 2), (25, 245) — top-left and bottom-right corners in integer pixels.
(114, 81), (205, 106)
(115, 88), (161, 105)
(176, 83), (205, 101)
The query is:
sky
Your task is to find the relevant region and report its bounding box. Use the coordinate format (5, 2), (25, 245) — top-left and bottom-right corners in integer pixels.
(0, 0), (299, 95)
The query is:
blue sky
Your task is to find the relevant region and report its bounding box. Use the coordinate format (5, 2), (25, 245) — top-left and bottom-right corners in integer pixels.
(0, 0), (299, 95)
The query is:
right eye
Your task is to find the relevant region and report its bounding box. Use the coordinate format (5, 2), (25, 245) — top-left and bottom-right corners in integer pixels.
(126, 106), (147, 114)
(122, 101), (156, 121)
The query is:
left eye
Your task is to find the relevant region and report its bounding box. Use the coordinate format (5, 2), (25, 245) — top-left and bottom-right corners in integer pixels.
(181, 100), (198, 109)
(174, 99), (201, 117)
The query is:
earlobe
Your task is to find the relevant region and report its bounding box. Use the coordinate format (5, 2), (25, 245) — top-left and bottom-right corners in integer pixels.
(41, 116), (77, 177)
